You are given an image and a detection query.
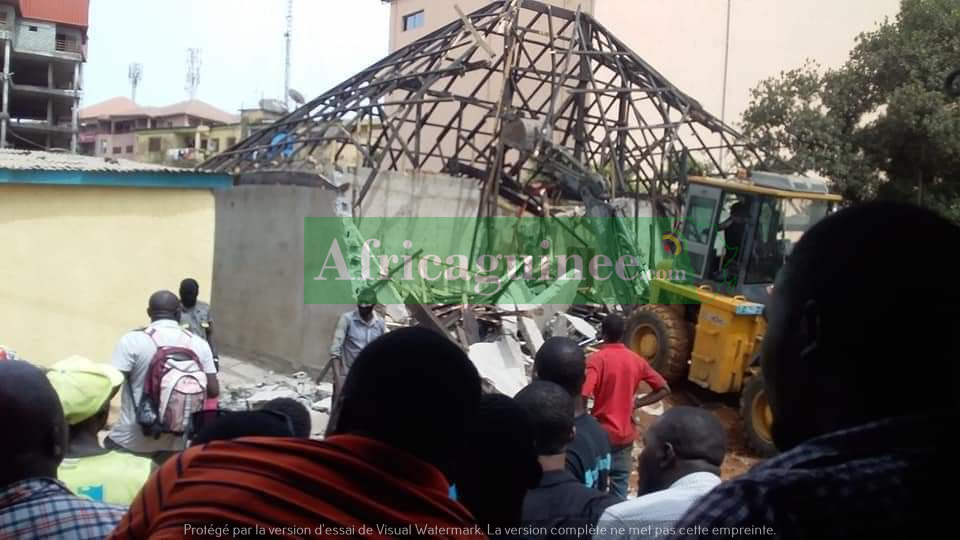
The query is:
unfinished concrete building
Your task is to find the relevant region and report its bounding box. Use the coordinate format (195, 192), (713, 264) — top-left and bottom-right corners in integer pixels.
(0, 0), (87, 151)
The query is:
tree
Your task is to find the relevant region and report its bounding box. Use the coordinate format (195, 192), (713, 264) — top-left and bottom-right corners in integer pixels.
(741, 0), (960, 219)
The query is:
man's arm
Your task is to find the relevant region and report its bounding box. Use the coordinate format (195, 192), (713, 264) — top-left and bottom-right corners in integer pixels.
(329, 314), (349, 359)
(203, 307), (218, 360)
(582, 355), (600, 400)
(634, 361), (670, 408)
(195, 339), (219, 398)
(205, 374), (220, 398)
(111, 333), (136, 373)
(635, 385), (670, 408)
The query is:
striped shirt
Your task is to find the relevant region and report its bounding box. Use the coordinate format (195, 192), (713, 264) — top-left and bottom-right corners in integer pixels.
(0, 478), (125, 540)
(108, 434), (485, 539)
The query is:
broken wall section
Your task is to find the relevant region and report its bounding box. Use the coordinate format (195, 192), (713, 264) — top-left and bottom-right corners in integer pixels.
(211, 168), (484, 374)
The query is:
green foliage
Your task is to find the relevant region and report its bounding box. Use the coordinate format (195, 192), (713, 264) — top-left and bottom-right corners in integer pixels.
(741, 0), (960, 220)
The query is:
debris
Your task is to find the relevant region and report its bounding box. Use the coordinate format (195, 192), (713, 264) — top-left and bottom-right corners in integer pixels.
(561, 313), (598, 340)
(467, 335), (529, 397)
(518, 316), (544, 352)
(219, 359), (324, 413)
(383, 303), (410, 324)
(315, 382), (333, 398)
(312, 397), (333, 413)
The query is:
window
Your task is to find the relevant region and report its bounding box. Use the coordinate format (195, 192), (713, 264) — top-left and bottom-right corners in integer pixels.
(745, 198), (786, 285)
(226, 137), (237, 147)
(148, 137), (161, 152)
(112, 146), (121, 154)
(125, 145), (133, 154)
(28, 25), (38, 32)
(0, 11), (8, 25)
(200, 139), (208, 151)
(209, 139), (220, 153)
(682, 195), (718, 245)
(402, 10), (424, 31)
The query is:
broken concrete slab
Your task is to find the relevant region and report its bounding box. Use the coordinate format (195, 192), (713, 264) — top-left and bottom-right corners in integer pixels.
(312, 397), (333, 413)
(315, 382), (333, 398)
(519, 316), (544, 352)
(467, 336), (530, 397)
(383, 303), (409, 323)
(562, 313), (598, 340)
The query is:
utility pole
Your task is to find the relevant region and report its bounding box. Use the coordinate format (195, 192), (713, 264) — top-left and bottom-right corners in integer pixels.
(128, 63), (142, 103)
(1, 39), (10, 149)
(719, 0), (732, 170)
(284, 0), (293, 110)
(185, 48), (201, 100)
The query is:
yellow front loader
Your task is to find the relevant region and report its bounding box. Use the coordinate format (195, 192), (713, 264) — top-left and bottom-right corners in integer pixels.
(625, 172), (842, 456)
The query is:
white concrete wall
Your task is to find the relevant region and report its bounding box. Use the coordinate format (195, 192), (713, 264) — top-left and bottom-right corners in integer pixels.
(355, 168), (483, 218)
(211, 169), (482, 374)
(211, 183), (342, 373)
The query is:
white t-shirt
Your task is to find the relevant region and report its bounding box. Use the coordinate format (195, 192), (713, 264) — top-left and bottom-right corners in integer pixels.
(594, 472), (722, 540)
(108, 319), (216, 453)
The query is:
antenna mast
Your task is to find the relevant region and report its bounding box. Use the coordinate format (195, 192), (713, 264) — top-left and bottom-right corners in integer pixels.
(128, 63), (142, 103)
(284, 0), (293, 110)
(185, 48), (202, 100)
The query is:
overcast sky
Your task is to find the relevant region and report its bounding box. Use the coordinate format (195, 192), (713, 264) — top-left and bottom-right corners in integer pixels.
(83, 0), (391, 112)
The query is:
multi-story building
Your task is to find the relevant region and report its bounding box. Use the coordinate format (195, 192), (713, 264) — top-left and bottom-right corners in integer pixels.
(384, 0), (900, 131)
(79, 97), (285, 167)
(0, 0), (88, 151)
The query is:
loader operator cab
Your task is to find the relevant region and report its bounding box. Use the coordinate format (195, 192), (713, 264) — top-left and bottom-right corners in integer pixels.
(679, 172), (840, 303)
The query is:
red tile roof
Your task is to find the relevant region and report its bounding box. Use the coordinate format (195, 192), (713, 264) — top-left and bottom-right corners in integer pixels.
(79, 97), (240, 125)
(17, 0), (89, 29)
(77, 96), (141, 119)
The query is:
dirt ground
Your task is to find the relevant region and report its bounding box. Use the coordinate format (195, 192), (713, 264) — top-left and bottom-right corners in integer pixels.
(628, 382), (762, 492)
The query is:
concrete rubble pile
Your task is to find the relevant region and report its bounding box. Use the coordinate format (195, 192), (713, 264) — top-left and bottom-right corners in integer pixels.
(381, 302), (610, 397)
(218, 362), (333, 437)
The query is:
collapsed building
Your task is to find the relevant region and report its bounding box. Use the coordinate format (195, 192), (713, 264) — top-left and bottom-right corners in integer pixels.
(201, 0), (760, 385)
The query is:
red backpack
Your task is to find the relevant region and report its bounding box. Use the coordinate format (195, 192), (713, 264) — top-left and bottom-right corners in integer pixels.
(135, 328), (207, 437)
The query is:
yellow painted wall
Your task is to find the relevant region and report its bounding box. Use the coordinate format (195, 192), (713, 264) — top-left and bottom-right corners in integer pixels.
(0, 184), (215, 366)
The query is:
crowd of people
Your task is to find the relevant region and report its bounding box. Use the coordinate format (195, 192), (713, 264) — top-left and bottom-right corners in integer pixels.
(0, 201), (955, 539)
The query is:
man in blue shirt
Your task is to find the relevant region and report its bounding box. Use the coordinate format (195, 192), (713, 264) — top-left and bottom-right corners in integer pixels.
(534, 337), (612, 493)
(329, 288), (385, 406)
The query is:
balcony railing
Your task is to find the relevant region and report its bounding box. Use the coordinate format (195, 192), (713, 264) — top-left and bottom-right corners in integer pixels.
(55, 38), (82, 54)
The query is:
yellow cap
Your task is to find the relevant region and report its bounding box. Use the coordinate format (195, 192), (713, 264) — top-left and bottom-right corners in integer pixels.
(46, 356), (124, 425)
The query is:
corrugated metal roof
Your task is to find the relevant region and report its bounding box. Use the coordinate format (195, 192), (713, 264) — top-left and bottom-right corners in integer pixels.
(17, 0), (89, 28)
(0, 149), (214, 174)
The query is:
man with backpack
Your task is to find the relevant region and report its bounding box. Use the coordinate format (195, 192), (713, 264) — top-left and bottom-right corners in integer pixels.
(105, 290), (219, 465)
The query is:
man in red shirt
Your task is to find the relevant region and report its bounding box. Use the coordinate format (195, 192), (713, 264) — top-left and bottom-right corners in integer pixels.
(582, 313), (670, 499)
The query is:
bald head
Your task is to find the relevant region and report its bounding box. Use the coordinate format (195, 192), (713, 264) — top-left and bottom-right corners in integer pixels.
(0, 361), (67, 486)
(534, 337), (586, 397)
(650, 406), (727, 466)
(637, 406), (726, 495)
(148, 290), (181, 322)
